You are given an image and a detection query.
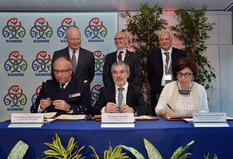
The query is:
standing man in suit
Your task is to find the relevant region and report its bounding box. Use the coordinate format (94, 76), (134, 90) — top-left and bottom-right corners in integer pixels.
(52, 26), (95, 83)
(147, 29), (186, 115)
(91, 61), (148, 116)
(103, 31), (141, 87)
(31, 56), (91, 115)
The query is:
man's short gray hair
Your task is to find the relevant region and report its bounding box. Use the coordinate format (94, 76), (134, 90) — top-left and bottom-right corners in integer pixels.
(111, 61), (130, 73)
(158, 29), (173, 40)
(116, 31), (128, 39)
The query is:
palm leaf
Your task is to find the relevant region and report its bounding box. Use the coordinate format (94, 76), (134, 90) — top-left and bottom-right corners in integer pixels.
(88, 145), (100, 159)
(7, 140), (29, 159)
(170, 140), (194, 159)
(144, 138), (163, 159)
(121, 145), (145, 159)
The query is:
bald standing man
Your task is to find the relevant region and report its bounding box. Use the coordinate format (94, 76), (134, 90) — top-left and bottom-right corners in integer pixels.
(52, 26), (95, 83)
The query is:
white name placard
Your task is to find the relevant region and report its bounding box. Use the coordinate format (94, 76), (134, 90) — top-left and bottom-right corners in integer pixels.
(11, 113), (44, 124)
(101, 113), (134, 124)
(193, 112), (227, 123)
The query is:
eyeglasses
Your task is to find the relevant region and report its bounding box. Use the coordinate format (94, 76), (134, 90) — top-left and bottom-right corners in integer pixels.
(68, 38), (81, 41)
(54, 68), (71, 74)
(177, 72), (193, 78)
(112, 70), (127, 75)
(114, 37), (124, 41)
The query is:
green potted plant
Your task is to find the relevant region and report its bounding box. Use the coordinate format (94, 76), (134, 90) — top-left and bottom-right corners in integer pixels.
(121, 3), (167, 112)
(43, 134), (85, 159)
(171, 5), (216, 90)
(89, 144), (129, 159)
(121, 138), (194, 159)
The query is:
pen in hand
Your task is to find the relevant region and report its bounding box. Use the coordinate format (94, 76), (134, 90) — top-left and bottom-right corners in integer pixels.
(167, 104), (175, 112)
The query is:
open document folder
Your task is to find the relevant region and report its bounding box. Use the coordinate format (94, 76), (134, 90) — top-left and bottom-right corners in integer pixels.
(44, 112), (88, 120)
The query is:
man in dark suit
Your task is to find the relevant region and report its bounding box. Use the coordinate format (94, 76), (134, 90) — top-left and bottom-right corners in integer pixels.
(52, 26), (95, 83)
(91, 61), (148, 116)
(147, 29), (186, 115)
(103, 31), (141, 87)
(31, 56), (91, 115)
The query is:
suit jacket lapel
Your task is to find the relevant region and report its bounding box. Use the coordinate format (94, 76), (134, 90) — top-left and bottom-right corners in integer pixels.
(113, 51), (117, 62)
(53, 81), (63, 99)
(65, 47), (70, 58)
(108, 85), (116, 103)
(171, 47), (177, 66)
(158, 50), (163, 74)
(124, 51), (130, 62)
(126, 85), (133, 106)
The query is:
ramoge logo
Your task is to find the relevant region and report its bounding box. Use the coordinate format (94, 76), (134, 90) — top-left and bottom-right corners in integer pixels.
(30, 18), (53, 43)
(2, 17), (26, 43)
(3, 85), (27, 111)
(57, 18), (78, 43)
(4, 51), (27, 76)
(93, 50), (106, 76)
(32, 51), (52, 76)
(85, 17), (107, 42)
(31, 85), (42, 104)
(91, 84), (102, 105)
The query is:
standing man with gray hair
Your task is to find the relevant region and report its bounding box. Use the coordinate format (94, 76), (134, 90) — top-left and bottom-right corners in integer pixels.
(147, 29), (186, 115)
(91, 61), (148, 116)
(52, 26), (95, 83)
(103, 31), (142, 87)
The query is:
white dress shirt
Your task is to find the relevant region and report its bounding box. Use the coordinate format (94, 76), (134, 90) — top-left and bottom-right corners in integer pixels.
(116, 49), (127, 61)
(101, 82), (129, 113)
(161, 47), (172, 86)
(69, 47), (80, 66)
(115, 82), (128, 106)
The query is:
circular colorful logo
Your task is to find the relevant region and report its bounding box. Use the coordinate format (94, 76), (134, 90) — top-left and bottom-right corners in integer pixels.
(3, 85), (27, 108)
(2, 18), (26, 40)
(85, 17), (107, 41)
(91, 84), (102, 105)
(4, 51), (27, 73)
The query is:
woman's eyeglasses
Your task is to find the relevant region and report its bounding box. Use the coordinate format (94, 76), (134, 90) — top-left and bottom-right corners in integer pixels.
(177, 72), (192, 78)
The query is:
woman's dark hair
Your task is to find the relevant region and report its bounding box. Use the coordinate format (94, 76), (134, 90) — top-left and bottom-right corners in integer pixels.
(172, 57), (198, 80)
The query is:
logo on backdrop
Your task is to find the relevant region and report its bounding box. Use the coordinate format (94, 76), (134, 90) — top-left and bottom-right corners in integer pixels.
(3, 85), (27, 111)
(93, 50), (106, 76)
(2, 17), (26, 43)
(4, 51), (27, 76)
(85, 17), (107, 42)
(30, 17), (53, 43)
(91, 84), (102, 105)
(32, 51), (52, 76)
(31, 85), (42, 104)
(57, 18), (78, 43)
